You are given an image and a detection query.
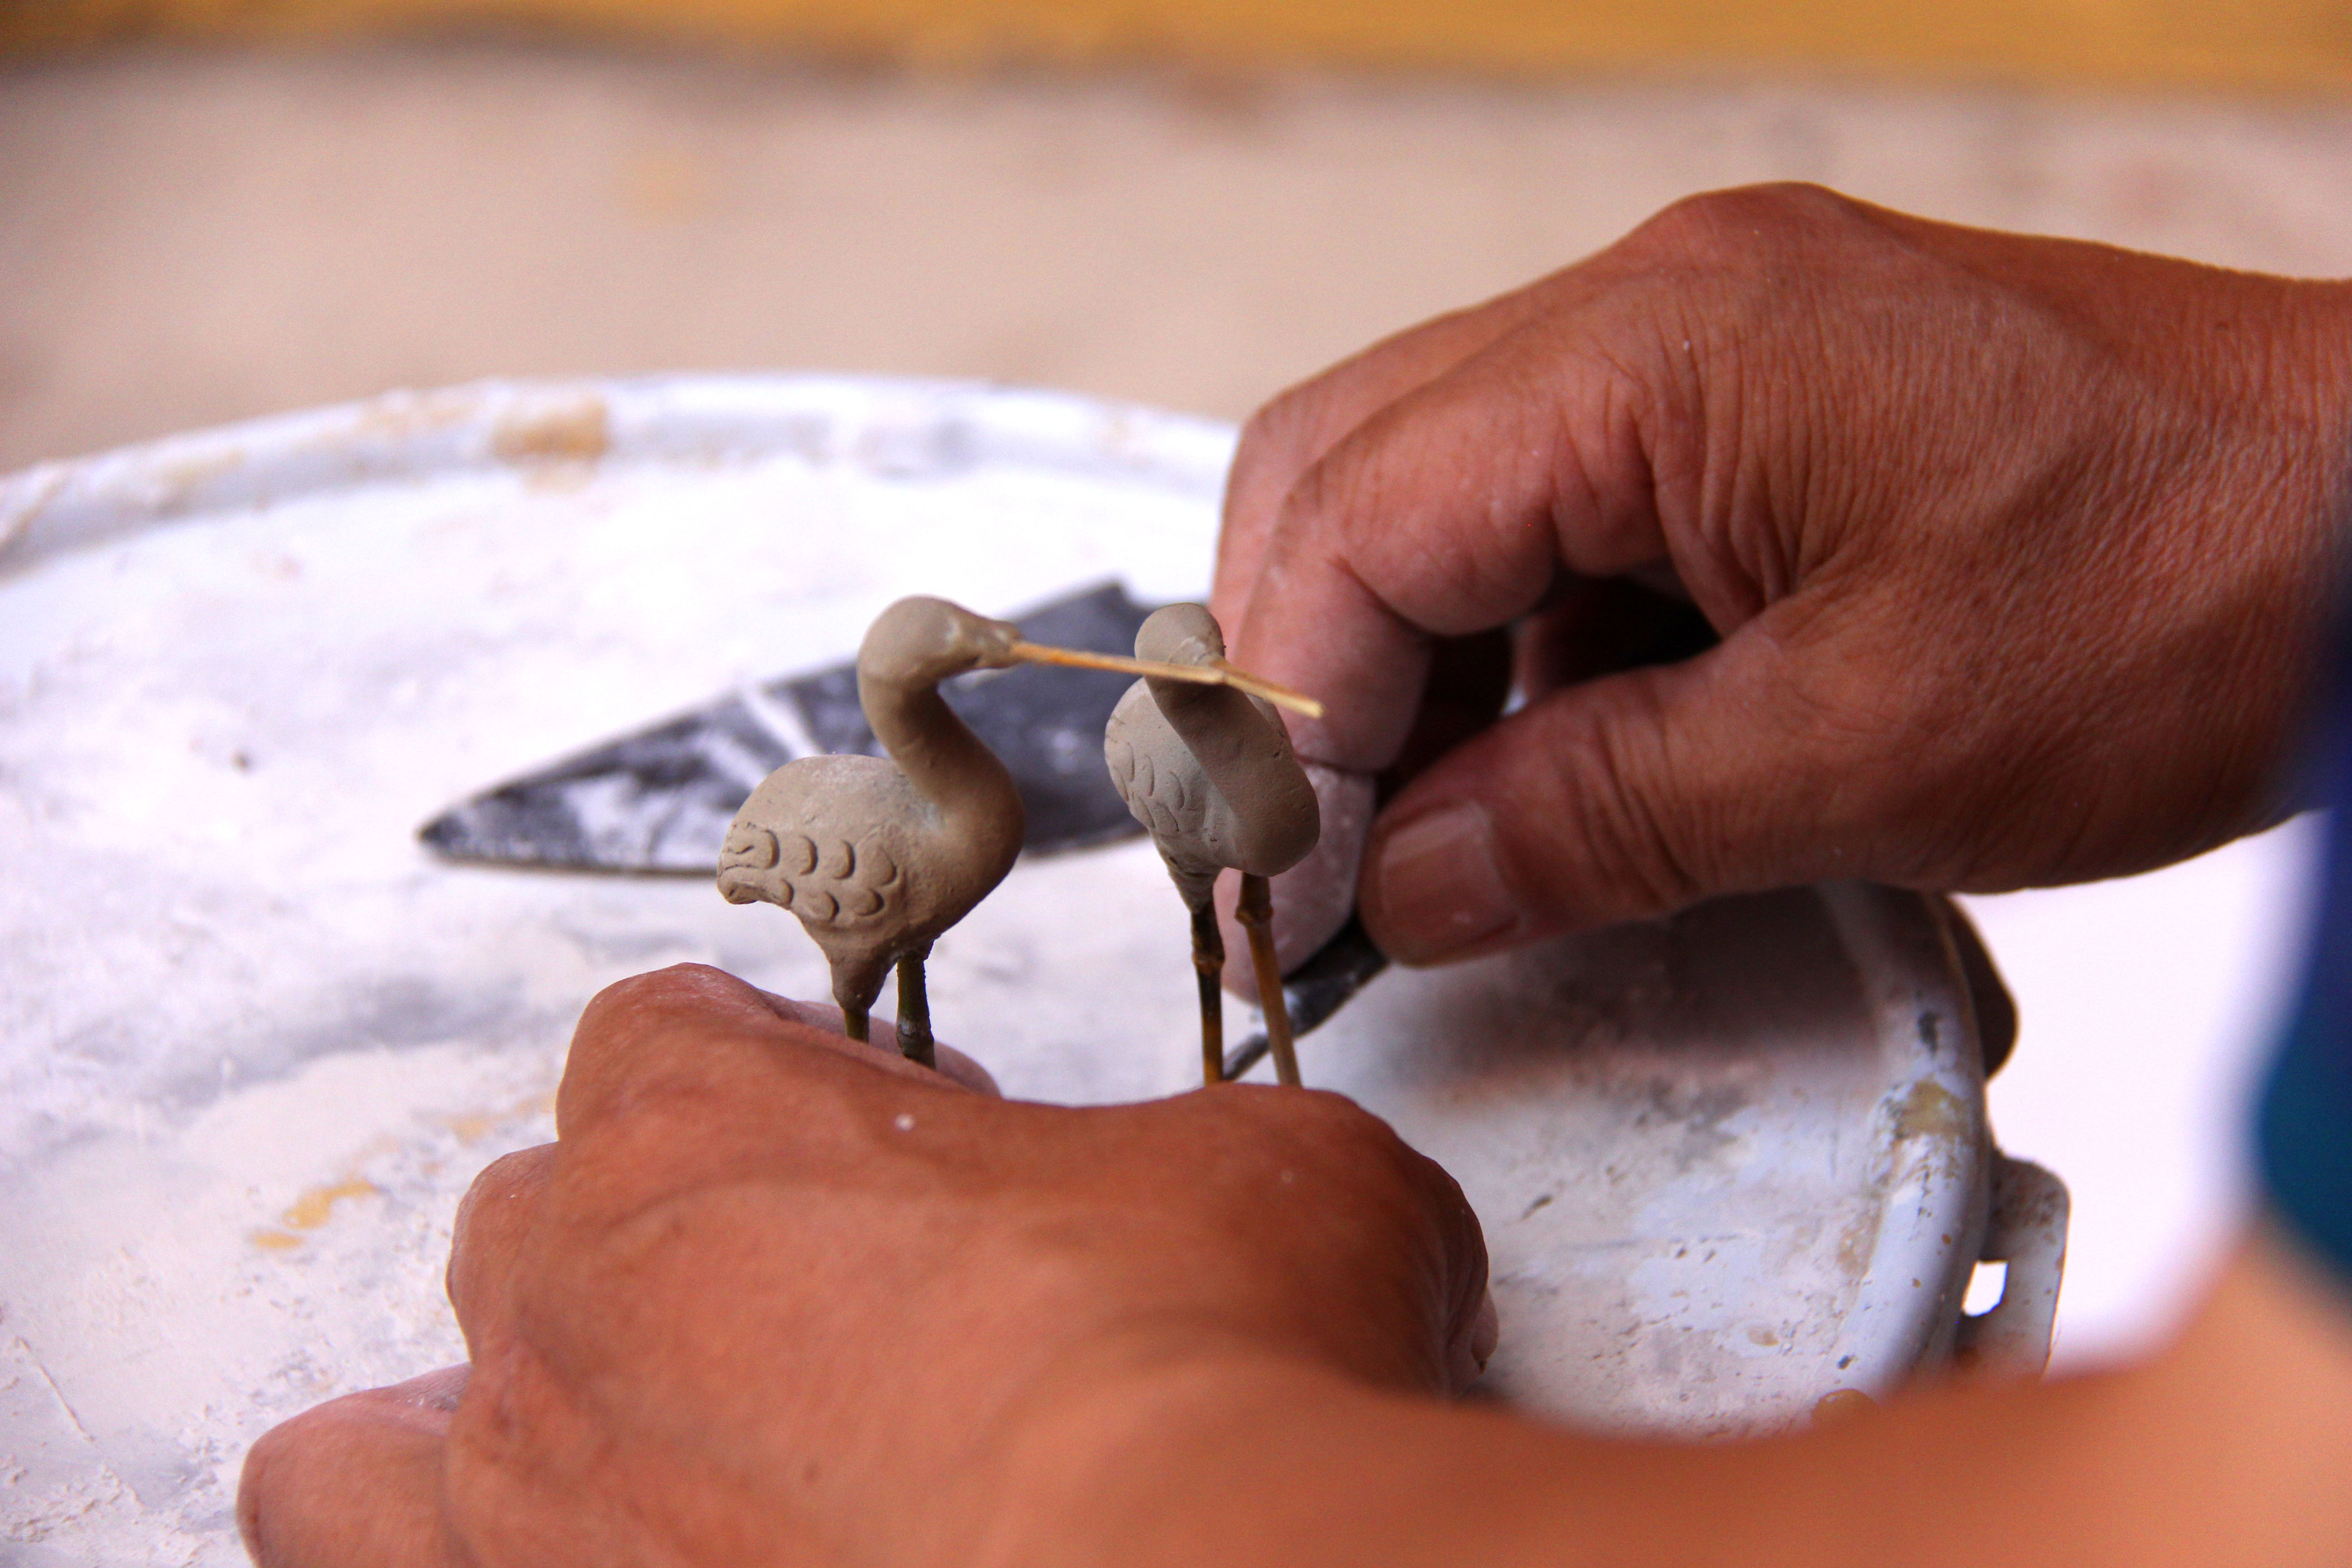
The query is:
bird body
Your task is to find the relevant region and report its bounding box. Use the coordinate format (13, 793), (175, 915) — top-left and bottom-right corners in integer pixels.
(1107, 686), (1310, 907)
(1104, 603), (1319, 1084)
(719, 753), (1015, 1009)
(719, 597), (1027, 1058)
(1105, 604), (1319, 909)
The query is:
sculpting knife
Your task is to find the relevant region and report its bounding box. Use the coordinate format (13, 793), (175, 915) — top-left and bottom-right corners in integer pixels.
(421, 581), (1161, 870)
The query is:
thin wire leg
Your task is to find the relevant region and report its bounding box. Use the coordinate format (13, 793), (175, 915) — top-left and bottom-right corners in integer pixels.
(895, 948), (935, 1070)
(1190, 902), (1226, 1086)
(1237, 873), (1299, 1087)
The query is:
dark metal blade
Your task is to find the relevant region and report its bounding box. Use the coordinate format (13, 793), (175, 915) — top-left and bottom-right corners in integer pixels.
(420, 581), (1159, 872)
(1221, 917), (1391, 1081)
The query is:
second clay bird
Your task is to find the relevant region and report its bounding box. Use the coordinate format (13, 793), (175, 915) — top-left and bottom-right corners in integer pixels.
(720, 593), (1316, 1072)
(1104, 603), (1321, 1086)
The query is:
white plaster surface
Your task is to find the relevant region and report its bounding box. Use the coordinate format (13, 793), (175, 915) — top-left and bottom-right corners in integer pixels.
(2, 377), (2006, 1560)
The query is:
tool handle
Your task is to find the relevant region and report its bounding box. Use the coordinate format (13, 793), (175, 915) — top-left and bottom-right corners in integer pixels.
(1954, 1152), (2071, 1377)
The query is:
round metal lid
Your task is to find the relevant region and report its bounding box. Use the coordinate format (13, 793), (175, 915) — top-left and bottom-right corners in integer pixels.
(0, 376), (2001, 1561)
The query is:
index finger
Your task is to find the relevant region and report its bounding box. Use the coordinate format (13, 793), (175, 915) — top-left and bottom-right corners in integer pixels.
(239, 1367), (466, 1568)
(1227, 311), (1671, 773)
(552, 965), (980, 1147)
(1211, 288), (1541, 632)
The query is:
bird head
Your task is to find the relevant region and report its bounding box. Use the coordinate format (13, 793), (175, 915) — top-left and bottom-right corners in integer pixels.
(858, 596), (1024, 690)
(1134, 603), (1225, 667)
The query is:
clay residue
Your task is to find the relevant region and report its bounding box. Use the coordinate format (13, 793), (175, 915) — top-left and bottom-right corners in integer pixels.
(282, 1175), (379, 1230)
(1810, 1388), (1876, 1427)
(349, 384), (496, 446)
(152, 445), (249, 510)
(249, 1174), (381, 1251)
(442, 1090), (559, 1146)
(491, 395), (610, 466)
(1835, 1208), (1883, 1281)
(1892, 1079), (1970, 1144)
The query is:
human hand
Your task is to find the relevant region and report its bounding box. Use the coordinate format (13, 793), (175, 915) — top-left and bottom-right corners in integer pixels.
(1214, 182), (2352, 968)
(236, 965), (1493, 1568)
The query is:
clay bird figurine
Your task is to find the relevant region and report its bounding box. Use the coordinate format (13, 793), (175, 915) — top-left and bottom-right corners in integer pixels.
(1104, 603), (1321, 1086)
(720, 594), (1321, 1071)
(717, 596), (1031, 1068)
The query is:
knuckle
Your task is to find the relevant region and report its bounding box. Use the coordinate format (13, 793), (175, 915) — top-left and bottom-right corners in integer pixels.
(460, 1146), (547, 1214)
(448, 1147), (549, 1298)
(1234, 383), (1327, 482)
(1636, 181), (1852, 255)
(1231, 378), (1379, 543)
(236, 1386), (431, 1563)
(1288, 1083), (1388, 1138)
(1273, 1088), (1424, 1184)
(1614, 184), (1877, 343)
(1272, 1091), (1485, 1303)
(1621, 188), (1740, 265)
(564, 965), (774, 1122)
(563, 975), (692, 1140)
(1275, 446), (1344, 536)
(583, 962), (740, 1025)
(1227, 401), (1313, 525)
(1280, 436), (1397, 560)
(235, 1415), (302, 1553)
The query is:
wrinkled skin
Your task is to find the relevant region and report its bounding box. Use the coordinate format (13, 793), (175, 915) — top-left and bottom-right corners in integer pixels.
(1213, 182), (2352, 965)
(245, 185), (2352, 1568)
(236, 967), (2352, 1568)
(238, 965), (1492, 1568)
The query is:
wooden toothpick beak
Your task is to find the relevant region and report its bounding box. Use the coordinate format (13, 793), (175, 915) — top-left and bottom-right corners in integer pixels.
(1005, 641), (1325, 720)
(1207, 659), (1325, 720)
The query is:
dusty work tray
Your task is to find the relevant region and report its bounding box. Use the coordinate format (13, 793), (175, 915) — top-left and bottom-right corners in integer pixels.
(0, 376), (2061, 1563)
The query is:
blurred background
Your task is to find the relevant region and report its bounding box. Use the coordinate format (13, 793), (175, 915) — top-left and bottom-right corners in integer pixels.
(18, 0), (2352, 471)
(4, 0), (2344, 1370)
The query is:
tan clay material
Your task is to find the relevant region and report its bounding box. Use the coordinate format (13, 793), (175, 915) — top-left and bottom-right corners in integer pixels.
(718, 596), (1029, 1065)
(1106, 604), (1320, 909)
(1105, 603), (1320, 1084)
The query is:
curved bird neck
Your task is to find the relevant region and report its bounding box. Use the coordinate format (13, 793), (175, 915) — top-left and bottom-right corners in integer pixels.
(1148, 675), (1319, 875)
(1149, 678), (1278, 789)
(859, 671), (1019, 830)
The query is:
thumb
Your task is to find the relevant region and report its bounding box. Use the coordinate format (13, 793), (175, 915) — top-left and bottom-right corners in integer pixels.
(1360, 623), (1867, 962)
(240, 1367), (466, 1568)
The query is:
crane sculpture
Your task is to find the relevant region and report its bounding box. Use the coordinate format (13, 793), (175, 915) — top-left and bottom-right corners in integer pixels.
(1105, 604), (1322, 1087)
(719, 594), (1316, 1071)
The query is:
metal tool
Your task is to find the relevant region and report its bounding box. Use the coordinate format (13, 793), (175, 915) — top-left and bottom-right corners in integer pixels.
(1220, 917), (1390, 1081)
(421, 581), (1161, 870)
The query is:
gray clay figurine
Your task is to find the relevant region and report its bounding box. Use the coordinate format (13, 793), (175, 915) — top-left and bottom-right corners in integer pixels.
(717, 596), (1033, 1068)
(1104, 604), (1321, 1086)
(718, 594), (1313, 1071)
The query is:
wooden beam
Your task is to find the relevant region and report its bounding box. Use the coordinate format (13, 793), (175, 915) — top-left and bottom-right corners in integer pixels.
(9, 0), (2352, 91)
